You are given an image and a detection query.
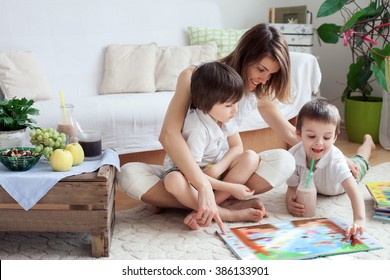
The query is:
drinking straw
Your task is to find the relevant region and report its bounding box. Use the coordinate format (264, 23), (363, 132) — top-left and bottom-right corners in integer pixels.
(59, 90), (68, 124)
(306, 158), (315, 188)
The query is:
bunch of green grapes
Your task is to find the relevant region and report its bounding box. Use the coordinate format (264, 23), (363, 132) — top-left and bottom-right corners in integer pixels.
(30, 128), (67, 159)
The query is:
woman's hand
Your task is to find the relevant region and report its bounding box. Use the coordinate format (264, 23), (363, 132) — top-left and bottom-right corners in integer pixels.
(196, 185), (226, 234)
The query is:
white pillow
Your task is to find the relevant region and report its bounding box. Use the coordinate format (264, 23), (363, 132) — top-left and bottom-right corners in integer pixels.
(0, 51), (52, 100)
(155, 42), (217, 91)
(99, 43), (157, 94)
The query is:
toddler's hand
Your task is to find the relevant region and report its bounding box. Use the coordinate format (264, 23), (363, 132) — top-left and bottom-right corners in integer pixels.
(230, 184), (254, 200)
(345, 222), (364, 242)
(287, 194), (306, 217)
(346, 157), (359, 179)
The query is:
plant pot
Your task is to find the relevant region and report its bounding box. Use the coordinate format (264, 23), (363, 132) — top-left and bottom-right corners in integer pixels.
(0, 128), (27, 149)
(344, 96), (382, 144)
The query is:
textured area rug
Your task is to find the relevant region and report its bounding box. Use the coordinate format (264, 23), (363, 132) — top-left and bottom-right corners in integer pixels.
(1, 162), (390, 260)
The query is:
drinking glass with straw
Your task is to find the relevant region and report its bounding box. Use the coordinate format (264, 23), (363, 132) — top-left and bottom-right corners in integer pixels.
(306, 158), (315, 188)
(57, 91), (77, 139)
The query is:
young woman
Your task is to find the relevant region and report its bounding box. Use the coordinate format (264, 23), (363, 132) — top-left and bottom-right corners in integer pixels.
(118, 24), (299, 233)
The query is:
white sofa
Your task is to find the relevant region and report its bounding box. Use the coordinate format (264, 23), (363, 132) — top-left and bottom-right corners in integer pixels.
(0, 0), (321, 158)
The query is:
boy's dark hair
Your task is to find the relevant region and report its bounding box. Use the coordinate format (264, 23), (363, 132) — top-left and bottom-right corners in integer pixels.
(190, 61), (244, 113)
(296, 98), (341, 134)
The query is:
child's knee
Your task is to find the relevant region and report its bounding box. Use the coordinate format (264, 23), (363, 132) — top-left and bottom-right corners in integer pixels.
(241, 150), (260, 169)
(164, 171), (185, 194)
(244, 150), (260, 163)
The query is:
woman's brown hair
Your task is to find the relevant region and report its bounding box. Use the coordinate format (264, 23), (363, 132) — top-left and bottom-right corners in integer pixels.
(220, 23), (291, 103)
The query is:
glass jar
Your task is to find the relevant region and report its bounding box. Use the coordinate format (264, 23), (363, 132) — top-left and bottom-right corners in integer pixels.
(57, 104), (78, 140)
(296, 169), (317, 217)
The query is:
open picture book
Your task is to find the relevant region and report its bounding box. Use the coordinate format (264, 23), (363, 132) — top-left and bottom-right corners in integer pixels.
(216, 217), (382, 260)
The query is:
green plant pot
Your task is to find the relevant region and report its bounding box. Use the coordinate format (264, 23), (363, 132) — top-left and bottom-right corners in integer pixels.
(344, 96), (383, 144)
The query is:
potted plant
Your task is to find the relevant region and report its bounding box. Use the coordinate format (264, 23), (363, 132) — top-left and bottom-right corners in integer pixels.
(316, 0), (390, 144)
(0, 97), (40, 149)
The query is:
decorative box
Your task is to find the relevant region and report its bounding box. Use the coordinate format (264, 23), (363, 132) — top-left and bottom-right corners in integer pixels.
(270, 24), (314, 54)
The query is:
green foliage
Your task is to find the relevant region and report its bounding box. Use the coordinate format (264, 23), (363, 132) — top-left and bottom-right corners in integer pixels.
(317, 0), (390, 100)
(0, 97), (40, 131)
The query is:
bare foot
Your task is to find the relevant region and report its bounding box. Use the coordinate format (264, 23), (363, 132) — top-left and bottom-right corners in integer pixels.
(183, 211), (201, 230)
(363, 134), (376, 150)
(220, 197), (268, 217)
(219, 207), (265, 223)
(152, 205), (163, 214)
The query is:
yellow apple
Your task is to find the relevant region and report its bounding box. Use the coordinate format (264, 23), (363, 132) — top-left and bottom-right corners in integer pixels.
(65, 142), (85, 166)
(50, 149), (73, 172)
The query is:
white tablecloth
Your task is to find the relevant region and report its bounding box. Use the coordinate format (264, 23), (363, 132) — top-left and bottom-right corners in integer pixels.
(0, 149), (120, 210)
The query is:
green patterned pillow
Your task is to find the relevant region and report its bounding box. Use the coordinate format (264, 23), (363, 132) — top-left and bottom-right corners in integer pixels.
(188, 26), (248, 58)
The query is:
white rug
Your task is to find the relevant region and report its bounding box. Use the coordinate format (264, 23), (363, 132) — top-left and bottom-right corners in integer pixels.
(1, 162), (389, 260)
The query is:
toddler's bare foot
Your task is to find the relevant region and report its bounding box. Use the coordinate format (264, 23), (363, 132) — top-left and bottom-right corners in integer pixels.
(220, 197), (268, 217)
(363, 134), (376, 150)
(152, 205), (163, 214)
(219, 207), (265, 223)
(183, 211), (201, 230)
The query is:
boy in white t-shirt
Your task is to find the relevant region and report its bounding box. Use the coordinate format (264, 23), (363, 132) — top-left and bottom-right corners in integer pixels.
(286, 98), (375, 241)
(163, 62), (263, 229)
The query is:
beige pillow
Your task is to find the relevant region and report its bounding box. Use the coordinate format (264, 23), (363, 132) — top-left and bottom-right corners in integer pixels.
(155, 42), (217, 91)
(0, 51), (52, 100)
(99, 43), (157, 94)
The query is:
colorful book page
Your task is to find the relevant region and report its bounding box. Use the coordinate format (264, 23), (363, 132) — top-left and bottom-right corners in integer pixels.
(365, 182), (390, 208)
(217, 217), (382, 260)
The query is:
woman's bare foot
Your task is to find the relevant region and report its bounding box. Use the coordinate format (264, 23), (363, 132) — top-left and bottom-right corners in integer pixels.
(183, 211), (202, 230)
(220, 197), (268, 217)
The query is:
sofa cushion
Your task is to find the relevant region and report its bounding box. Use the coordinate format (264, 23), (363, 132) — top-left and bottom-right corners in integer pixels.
(0, 51), (52, 101)
(188, 26), (248, 58)
(99, 43), (157, 94)
(155, 42), (218, 91)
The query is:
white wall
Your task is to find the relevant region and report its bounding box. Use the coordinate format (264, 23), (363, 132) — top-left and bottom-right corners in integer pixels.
(210, 0), (380, 120)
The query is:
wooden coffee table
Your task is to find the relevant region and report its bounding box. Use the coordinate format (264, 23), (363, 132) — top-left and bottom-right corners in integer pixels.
(0, 164), (116, 258)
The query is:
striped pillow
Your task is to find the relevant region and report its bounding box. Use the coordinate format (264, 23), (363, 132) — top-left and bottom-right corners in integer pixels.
(188, 26), (248, 58)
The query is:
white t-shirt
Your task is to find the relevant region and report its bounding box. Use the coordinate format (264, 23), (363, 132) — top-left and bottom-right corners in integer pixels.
(164, 108), (238, 168)
(287, 142), (353, 195)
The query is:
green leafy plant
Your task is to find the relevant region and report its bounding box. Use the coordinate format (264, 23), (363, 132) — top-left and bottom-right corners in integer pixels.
(0, 97), (40, 131)
(317, 0), (390, 101)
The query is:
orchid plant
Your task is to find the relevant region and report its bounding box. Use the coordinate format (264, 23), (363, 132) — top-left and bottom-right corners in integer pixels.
(317, 0), (390, 101)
